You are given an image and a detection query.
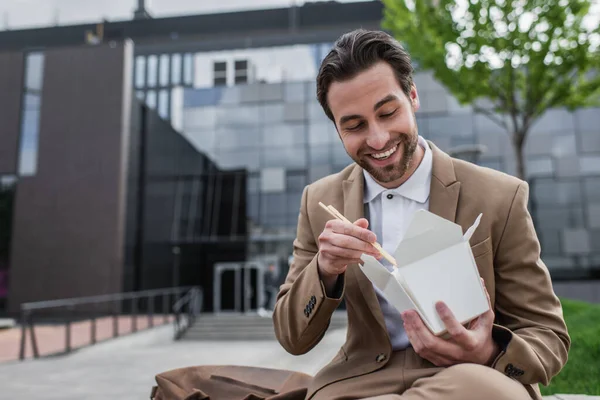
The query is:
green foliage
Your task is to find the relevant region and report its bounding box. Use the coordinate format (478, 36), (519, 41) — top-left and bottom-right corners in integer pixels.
(383, 0), (600, 177)
(541, 298), (600, 395)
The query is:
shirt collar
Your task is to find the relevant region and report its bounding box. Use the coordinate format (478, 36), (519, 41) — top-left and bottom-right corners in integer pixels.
(363, 135), (433, 204)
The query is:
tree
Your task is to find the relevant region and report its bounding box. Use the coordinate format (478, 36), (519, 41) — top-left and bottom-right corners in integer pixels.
(382, 0), (600, 179)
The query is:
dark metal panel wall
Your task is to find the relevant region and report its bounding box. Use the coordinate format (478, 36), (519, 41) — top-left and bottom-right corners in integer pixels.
(0, 52), (24, 174)
(8, 42), (133, 311)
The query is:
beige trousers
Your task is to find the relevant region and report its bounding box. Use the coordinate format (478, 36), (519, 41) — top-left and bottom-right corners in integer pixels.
(311, 348), (532, 400)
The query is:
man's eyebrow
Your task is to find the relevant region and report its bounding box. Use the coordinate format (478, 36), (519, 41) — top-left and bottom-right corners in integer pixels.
(339, 114), (362, 125)
(373, 94), (397, 111)
(338, 94), (398, 125)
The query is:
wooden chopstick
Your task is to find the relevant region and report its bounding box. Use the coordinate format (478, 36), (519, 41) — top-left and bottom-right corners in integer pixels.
(318, 202), (398, 267)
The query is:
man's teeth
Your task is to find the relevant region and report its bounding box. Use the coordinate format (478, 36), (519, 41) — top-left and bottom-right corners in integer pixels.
(372, 145), (398, 160)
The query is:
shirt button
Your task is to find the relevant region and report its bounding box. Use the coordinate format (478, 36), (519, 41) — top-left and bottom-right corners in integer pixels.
(376, 353), (387, 363)
(386, 194), (393, 200)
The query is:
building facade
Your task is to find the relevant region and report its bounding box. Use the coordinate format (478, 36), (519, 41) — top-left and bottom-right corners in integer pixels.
(179, 74), (600, 279)
(0, 42), (246, 314)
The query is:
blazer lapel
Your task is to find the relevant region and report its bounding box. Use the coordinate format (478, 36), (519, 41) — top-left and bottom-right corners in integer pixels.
(342, 165), (365, 223)
(343, 165), (389, 339)
(428, 141), (461, 223)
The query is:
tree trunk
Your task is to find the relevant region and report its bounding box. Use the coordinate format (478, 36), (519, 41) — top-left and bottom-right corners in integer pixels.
(512, 132), (526, 180)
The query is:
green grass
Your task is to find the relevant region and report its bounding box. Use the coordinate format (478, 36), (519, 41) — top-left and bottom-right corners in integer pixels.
(540, 298), (600, 396)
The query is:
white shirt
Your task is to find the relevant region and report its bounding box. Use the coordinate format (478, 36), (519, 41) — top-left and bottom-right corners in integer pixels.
(362, 135), (433, 351)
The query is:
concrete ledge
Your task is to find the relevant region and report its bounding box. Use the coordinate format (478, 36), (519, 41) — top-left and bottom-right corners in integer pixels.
(0, 319), (16, 329)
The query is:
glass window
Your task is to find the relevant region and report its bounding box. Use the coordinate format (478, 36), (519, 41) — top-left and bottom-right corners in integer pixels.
(147, 55), (158, 87)
(25, 52), (45, 91)
(580, 156), (600, 175)
(308, 101), (328, 122)
(332, 144), (352, 166)
(262, 124), (305, 147)
(309, 122), (337, 145)
(183, 53), (193, 85)
(136, 91), (144, 100)
(146, 90), (157, 109)
(284, 82), (306, 102)
(532, 180), (581, 205)
(286, 173), (306, 191)
(220, 86), (241, 105)
(262, 146), (307, 169)
(171, 54), (182, 85)
(24, 93), (40, 110)
(309, 145), (330, 166)
(262, 104), (284, 124)
(576, 108), (600, 131)
(183, 107), (217, 129)
(158, 90), (169, 119)
(260, 168), (286, 193)
(531, 109), (574, 134)
(18, 107), (41, 176)
(584, 178), (600, 201)
(216, 127), (260, 150)
(286, 192), (302, 215)
(428, 114), (474, 137)
(216, 105), (260, 127)
(184, 87), (223, 107)
(247, 175), (260, 194)
(135, 56), (146, 88)
(309, 165), (332, 183)
(159, 54), (170, 87)
(247, 193), (260, 221)
(261, 193), (287, 216)
(284, 102), (306, 122)
(216, 149), (260, 170)
(183, 129), (217, 153)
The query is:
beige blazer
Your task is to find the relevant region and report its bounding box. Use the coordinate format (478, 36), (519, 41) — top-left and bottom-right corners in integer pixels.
(273, 142), (570, 399)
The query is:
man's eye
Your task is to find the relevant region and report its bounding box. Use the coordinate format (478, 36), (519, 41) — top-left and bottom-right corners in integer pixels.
(381, 109), (398, 118)
(346, 122), (364, 131)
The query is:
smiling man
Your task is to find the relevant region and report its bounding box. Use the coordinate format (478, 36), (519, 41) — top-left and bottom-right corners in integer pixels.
(273, 30), (570, 400)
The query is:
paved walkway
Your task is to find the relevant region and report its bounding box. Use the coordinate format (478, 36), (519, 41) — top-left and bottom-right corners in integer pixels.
(0, 323), (597, 400)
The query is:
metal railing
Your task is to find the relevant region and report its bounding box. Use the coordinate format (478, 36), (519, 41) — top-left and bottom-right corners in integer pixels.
(19, 286), (202, 360)
(173, 286), (203, 340)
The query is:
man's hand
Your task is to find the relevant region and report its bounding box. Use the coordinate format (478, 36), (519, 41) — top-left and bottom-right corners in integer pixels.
(402, 279), (500, 367)
(317, 218), (381, 294)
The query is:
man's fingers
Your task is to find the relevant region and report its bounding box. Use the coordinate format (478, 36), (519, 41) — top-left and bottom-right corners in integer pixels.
(328, 219), (377, 244)
(326, 231), (380, 257)
(353, 218), (369, 230)
(435, 302), (475, 349)
(403, 310), (464, 360)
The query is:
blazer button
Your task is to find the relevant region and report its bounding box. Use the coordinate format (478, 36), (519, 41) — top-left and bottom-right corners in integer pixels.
(311, 295), (316, 303)
(376, 353), (387, 363)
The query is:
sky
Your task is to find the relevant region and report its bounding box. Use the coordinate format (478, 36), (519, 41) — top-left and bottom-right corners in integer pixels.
(0, 0), (367, 30)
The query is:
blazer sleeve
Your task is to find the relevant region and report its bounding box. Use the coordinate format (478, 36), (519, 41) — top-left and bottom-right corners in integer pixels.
(272, 184), (345, 356)
(491, 182), (571, 385)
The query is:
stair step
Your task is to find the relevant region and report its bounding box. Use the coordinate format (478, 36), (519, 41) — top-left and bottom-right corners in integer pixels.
(181, 332), (277, 341)
(179, 313), (347, 341)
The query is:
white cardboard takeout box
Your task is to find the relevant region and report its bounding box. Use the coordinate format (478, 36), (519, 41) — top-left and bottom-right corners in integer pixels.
(359, 210), (489, 336)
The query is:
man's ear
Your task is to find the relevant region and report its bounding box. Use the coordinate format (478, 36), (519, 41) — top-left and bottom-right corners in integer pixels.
(410, 84), (420, 112)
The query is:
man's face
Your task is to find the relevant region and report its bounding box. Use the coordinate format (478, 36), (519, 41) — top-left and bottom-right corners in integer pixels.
(327, 62), (420, 187)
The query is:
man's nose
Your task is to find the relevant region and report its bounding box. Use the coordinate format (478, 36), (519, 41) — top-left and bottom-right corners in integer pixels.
(366, 125), (390, 151)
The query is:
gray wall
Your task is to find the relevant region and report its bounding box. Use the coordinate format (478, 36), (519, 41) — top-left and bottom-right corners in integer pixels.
(0, 52), (24, 174)
(8, 41), (133, 311)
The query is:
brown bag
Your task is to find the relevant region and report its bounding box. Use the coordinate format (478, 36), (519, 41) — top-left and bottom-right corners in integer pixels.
(150, 365), (313, 400)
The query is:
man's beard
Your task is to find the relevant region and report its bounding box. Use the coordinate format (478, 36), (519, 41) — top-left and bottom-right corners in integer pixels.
(355, 132), (418, 184)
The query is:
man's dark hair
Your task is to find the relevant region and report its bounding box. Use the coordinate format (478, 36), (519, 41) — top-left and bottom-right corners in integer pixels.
(316, 29), (414, 122)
